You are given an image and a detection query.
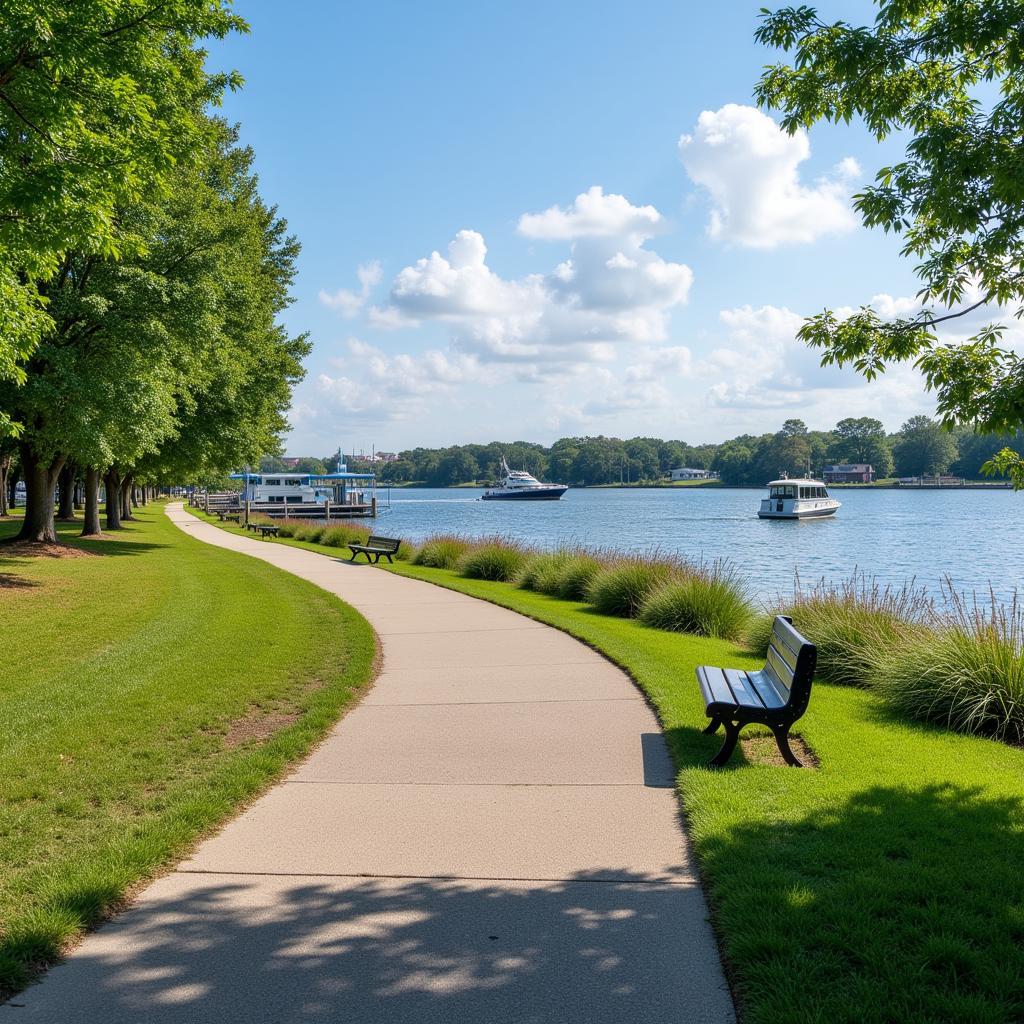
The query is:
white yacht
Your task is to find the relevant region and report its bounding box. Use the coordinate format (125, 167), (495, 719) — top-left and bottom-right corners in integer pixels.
(481, 458), (568, 501)
(758, 477), (840, 519)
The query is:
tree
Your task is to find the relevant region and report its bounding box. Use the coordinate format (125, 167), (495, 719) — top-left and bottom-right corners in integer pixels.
(893, 416), (958, 477)
(765, 419), (812, 478)
(756, 2), (1024, 485)
(831, 417), (895, 477)
(0, 1), (245, 434)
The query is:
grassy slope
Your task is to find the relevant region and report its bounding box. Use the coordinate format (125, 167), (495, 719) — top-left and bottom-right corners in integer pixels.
(0, 505), (375, 995)
(379, 564), (1024, 1024)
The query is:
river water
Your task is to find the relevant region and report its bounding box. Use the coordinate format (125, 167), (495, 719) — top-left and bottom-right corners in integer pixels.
(375, 486), (1022, 606)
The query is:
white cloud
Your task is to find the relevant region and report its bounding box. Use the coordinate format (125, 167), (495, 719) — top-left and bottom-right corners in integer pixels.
(517, 186), (662, 240)
(319, 260), (383, 317)
(679, 104), (860, 248)
(374, 196), (693, 365)
(316, 338), (484, 423)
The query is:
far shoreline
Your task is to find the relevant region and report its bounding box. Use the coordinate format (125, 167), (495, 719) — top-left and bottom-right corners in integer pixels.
(379, 480), (1014, 491)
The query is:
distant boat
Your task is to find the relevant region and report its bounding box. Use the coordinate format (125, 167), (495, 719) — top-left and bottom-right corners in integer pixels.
(758, 476), (840, 519)
(481, 458), (568, 501)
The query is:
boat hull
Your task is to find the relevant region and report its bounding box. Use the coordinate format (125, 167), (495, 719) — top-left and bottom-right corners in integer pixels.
(481, 486), (568, 501)
(758, 505), (839, 519)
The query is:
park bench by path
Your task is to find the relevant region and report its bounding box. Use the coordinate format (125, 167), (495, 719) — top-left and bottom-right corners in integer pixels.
(347, 535), (401, 564)
(696, 615), (816, 767)
(256, 524), (279, 539)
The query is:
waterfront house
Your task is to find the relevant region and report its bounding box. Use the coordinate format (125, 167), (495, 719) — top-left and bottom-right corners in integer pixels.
(671, 468), (718, 481)
(823, 463), (875, 483)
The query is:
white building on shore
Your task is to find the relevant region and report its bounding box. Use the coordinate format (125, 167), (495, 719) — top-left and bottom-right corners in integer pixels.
(670, 468), (718, 481)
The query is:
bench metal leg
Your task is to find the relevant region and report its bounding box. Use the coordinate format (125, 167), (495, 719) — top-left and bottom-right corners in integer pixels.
(702, 716), (722, 735)
(709, 720), (741, 767)
(771, 724), (804, 767)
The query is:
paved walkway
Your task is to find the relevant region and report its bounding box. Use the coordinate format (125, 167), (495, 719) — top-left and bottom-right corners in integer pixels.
(3, 505), (733, 1023)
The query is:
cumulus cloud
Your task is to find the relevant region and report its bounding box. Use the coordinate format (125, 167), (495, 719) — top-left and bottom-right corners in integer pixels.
(316, 338), (484, 423)
(319, 261), (383, 317)
(373, 194), (693, 364)
(517, 186), (662, 240)
(679, 104), (860, 248)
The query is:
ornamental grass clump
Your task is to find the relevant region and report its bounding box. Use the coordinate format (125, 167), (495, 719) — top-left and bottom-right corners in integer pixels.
(639, 562), (752, 640)
(275, 520), (299, 538)
(516, 549), (576, 592)
(413, 534), (472, 570)
(878, 587), (1024, 745)
(319, 523), (370, 548)
(294, 522), (327, 543)
(458, 539), (529, 582)
(753, 574), (934, 688)
(586, 556), (681, 618)
(553, 553), (604, 600)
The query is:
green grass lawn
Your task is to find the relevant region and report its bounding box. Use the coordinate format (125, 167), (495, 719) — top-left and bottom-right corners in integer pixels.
(0, 504), (376, 997)
(182, 512), (1024, 1022)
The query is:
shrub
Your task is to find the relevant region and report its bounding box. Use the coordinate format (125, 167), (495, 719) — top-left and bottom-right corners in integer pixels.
(458, 540), (529, 582)
(413, 534), (472, 570)
(516, 550), (575, 592)
(756, 575), (933, 687)
(553, 553), (604, 601)
(878, 588), (1024, 744)
(319, 524), (370, 549)
(639, 564), (752, 640)
(275, 520), (298, 538)
(586, 557), (680, 618)
(294, 523), (326, 543)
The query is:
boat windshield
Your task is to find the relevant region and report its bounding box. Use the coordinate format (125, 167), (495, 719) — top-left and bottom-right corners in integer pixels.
(769, 485), (796, 499)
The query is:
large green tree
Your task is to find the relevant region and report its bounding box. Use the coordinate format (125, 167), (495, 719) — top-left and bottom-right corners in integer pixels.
(893, 415), (959, 477)
(756, 1), (1024, 484)
(0, 0), (244, 433)
(830, 417), (895, 476)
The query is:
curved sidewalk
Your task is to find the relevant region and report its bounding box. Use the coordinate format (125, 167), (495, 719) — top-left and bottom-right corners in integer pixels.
(4, 504), (734, 1023)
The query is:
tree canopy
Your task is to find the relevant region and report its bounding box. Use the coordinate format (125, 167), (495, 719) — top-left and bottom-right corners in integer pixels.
(755, 1), (1024, 484)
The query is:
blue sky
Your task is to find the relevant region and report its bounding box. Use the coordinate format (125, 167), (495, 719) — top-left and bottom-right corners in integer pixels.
(209, 0), (938, 457)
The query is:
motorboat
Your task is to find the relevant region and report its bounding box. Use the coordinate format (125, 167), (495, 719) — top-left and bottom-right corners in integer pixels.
(758, 476), (840, 519)
(481, 458), (568, 501)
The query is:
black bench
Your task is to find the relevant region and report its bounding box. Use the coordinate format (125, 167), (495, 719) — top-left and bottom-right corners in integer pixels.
(696, 615), (816, 767)
(224, 513), (240, 524)
(348, 535), (401, 564)
(257, 524), (279, 539)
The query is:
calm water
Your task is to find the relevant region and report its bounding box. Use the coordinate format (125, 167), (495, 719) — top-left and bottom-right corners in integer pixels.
(377, 486), (1022, 605)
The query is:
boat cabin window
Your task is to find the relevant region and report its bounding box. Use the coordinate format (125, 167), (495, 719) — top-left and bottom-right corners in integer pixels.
(265, 478), (281, 486)
(285, 478), (302, 486)
(770, 485), (796, 499)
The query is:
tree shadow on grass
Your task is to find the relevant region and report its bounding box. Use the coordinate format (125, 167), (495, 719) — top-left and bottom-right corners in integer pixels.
(699, 782), (1024, 1022)
(2, 870), (730, 1023)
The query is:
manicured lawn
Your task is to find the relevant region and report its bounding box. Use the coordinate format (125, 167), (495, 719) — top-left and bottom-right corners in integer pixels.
(0, 505), (376, 997)
(185, 511), (1024, 1022)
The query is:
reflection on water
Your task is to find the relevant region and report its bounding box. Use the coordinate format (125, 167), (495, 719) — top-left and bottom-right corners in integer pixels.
(377, 486), (1021, 605)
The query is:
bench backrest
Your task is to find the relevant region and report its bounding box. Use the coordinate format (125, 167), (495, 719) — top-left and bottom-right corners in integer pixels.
(764, 615), (816, 715)
(367, 535), (401, 551)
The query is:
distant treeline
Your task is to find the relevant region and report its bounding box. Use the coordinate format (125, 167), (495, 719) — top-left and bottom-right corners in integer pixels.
(264, 417), (1023, 488)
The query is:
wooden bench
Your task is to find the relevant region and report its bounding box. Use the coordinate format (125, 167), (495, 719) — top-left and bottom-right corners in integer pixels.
(347, 535), (401, 564)
(696, 615), (816, 767)
(256, 524), (279, 539)
(224, 513), (240, 524)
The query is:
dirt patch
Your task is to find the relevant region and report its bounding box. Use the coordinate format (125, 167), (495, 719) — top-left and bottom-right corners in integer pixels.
(0, 540), (94, 559)
(740, 732), (819, 769)
(222, 708), (300, 749)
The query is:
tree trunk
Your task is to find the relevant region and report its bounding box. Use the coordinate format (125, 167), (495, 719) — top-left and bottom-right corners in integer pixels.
(57, 462), (76, 521)
(0, 455), (9, 516)
(74, 477), (84, 511)
(16, 444), (65, 543)
(121, 474), (136, 521)
(104, 468), (122, 530)
(81, 467), (102, 537)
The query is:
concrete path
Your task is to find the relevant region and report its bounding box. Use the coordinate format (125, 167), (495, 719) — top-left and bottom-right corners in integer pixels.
(3, 505), (734, 1023)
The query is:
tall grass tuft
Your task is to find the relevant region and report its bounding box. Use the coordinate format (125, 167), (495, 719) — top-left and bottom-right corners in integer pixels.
(553, 553), (604, 601)
(294, 522), (327, 543)
(319, 523), (371, 549)
(516, 549), (576, 593)
(413, 534), (472, 570)
(639, 562), (752, 640)
(275, 520), (299, 538)
(878, 586), (1024, 744)
(753, 574), (934, 688)
(586, 556), (680, 618)
(458, 539), (529, 582)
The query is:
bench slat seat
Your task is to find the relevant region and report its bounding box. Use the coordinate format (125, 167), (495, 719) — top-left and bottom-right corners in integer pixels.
(695, 615), (816, 767)
(347, 535), (402, 564)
